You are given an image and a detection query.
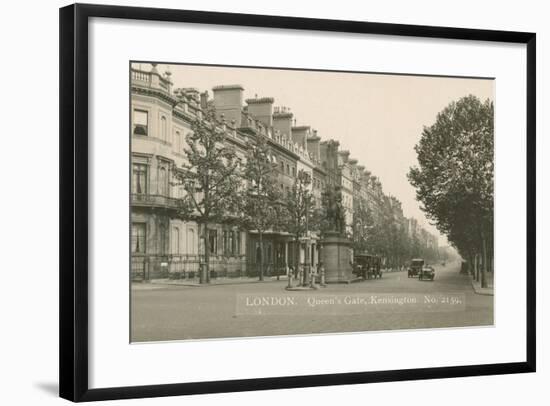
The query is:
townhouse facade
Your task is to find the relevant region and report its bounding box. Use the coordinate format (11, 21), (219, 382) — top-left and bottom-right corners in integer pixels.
(131, 64), (325, 280)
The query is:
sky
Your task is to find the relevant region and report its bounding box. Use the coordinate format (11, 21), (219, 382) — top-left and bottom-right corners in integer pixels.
(139, 63), (494, 244)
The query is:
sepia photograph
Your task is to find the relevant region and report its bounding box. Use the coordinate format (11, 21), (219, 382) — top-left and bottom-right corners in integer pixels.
(130, 62), (494, 343)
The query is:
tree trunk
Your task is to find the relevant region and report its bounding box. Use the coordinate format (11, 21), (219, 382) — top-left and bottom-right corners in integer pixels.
(490, 237), (494, 274)
(303, 242), (309, 286)
(481, 232), (488, 288)
(294, 237), (301, 286)
(201, 222), (210, 284)
(258, 232), (264, 281)
(475, 254), (479, 282)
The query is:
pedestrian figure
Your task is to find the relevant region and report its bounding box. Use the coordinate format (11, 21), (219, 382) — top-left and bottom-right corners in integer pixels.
(310, 265), (317, 288)
(287, 265), (294, 288)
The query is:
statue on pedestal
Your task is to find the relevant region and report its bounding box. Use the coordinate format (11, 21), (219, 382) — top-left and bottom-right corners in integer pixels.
(323, 185), (347, 236)
(320, 184), (354, 283)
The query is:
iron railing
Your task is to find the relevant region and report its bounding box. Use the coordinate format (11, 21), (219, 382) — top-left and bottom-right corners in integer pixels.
(131, 254), (290, 281)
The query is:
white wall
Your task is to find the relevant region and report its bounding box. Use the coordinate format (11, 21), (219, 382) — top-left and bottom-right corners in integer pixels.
(0, 0), (547, 405)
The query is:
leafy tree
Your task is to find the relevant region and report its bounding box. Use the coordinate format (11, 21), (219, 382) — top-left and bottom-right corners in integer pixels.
(282, 169), (317, 286)
(241, 133), (280, 281)
(408, 95), (493, 287)
(173, 107), (243, 284)
(351, 198), (374, 253)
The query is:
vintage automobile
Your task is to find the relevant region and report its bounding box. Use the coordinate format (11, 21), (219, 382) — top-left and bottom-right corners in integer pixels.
(354, 253), (382, 279)
(407, 258), (424, 278)
(419, 265), (435, 281)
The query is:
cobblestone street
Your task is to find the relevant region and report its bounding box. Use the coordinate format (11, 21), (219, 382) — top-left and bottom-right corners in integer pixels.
(131, 261), (493, 342)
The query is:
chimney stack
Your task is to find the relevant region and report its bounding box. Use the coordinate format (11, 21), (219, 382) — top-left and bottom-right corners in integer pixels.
(307, 130), (321, 162)
(273, 106), (293, 137)
(246, 97), (274, 127)
(320, 139), (340, 180)
(212, 84), (244, 127)
(291, 125), (310, 150)
(338, 150), (350, 166)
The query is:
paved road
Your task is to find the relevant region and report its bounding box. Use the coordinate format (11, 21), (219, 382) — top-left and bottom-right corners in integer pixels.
(131, 261), (493, 342)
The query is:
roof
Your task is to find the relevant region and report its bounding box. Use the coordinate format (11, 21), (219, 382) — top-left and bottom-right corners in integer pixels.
(212, 84), (244, 91)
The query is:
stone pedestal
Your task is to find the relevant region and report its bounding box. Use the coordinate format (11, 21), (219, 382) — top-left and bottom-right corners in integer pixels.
(321, 232), (353, 283)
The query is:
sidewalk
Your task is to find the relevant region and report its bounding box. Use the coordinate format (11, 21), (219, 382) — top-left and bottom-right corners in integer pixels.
(470, 272), (494, 296)
(145, 275), (289, 288)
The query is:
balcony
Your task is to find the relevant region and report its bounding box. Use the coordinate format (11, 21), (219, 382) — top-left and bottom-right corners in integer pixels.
(131, 193), (180, 210)
(131, 68), (171, 92)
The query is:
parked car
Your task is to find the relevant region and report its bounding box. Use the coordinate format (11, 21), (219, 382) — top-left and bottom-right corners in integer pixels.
(407, 258), (424, 278)
(419, 265), (435, 281)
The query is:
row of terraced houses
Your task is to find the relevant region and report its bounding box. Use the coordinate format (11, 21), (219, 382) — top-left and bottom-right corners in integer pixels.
(130, 63), (437, 281)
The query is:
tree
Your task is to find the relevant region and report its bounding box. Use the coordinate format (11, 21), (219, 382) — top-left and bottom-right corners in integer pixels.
(351, 198), (374, 253)
(173, 107), (243, 284)
(282, 169), (317, 286)
(241, 133), (280, 281)
(408, 95), (493, 287)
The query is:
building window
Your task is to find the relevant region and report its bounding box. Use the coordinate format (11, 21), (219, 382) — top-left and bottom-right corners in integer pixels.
(133, 109), (148, 136)
(292, 167), (296, 177)
(158, 167), (168, 196)
(174, 130), (181, 152)
(187, 228), (195, 255)
(158, 224), (167, 255)
(160, 116), (168, 141)
(173, 227), (180, 254)
(131, 223), (146, 253)
(209, 229), (217, 255)
(132, 163), (148, 194)
(223, 230), (229, 255)
(229, 231), (235, 255)
(280, 161), (284, 172)
(235, 230), (241, 255)
(286, 164), (290, 175)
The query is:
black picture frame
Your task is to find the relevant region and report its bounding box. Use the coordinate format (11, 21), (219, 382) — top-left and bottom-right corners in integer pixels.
(59, 3), (536, 402)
